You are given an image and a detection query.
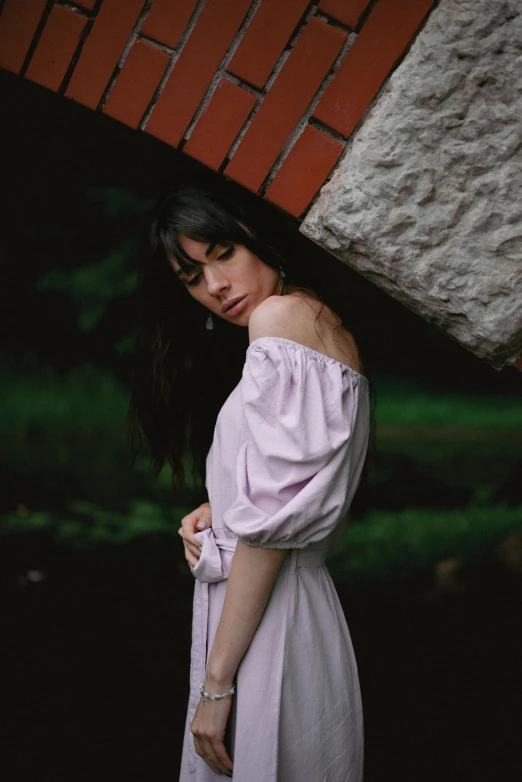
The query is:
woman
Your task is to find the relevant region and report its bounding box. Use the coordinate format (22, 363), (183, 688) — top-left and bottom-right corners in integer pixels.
(129, 177), (371, 781)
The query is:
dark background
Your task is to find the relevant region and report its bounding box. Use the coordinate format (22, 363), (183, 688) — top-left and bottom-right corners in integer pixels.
(1, 68), (521, 781)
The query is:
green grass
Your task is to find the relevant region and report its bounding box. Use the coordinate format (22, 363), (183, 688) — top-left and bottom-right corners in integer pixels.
(0, 363), (521, 432)
(0, 363), (128, 432)
(2, 499), (521, 588)
(328, 504), (522, 585)
(372, 379), (522, 430)
(1, 499), (190, 548)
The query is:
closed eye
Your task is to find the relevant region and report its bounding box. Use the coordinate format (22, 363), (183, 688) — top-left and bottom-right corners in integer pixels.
(183, 245), (234, 286)
(217, 245), (233, 260)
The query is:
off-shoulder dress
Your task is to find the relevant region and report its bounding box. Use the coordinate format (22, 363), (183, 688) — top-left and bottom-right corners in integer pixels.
(179, 336), (370, 782)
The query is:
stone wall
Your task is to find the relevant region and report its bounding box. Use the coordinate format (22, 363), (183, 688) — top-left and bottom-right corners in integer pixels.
(302, 0), (522, 370)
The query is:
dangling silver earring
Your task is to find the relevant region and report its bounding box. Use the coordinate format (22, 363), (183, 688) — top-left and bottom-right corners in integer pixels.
(279, 265), (287, 279)
(205, 313), (214, 330)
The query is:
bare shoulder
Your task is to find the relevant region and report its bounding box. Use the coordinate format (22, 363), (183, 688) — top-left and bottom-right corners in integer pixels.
(248, 293), (318, 346)
(249, 292), (363, 374)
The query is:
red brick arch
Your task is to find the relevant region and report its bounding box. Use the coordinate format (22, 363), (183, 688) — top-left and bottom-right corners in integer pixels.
(0, 0), (435, 218)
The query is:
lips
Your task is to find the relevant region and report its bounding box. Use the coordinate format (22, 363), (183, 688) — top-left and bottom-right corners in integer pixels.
(222, 296), (246, 313)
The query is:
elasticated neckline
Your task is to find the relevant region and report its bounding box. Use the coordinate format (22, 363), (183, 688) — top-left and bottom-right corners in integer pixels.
(247, 336), (369, 383)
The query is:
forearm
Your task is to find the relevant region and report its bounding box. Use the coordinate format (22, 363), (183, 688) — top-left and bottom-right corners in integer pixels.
(205, 540), (287, 688)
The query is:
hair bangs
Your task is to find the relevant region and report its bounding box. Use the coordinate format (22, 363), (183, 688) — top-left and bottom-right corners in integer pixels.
(153, 188), (255, 270)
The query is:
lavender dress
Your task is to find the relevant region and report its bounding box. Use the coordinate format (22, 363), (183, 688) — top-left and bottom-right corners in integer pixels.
(179, 337), (370, 782)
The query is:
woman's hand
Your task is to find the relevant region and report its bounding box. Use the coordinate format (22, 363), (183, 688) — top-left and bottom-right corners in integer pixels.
(191, 680), (234, 776)
(178, 502), (212, 574)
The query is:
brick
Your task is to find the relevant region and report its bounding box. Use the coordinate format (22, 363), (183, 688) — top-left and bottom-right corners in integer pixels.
(0, 0), (47, 74)
(65, 0), (144, 110)
(183, 79), (256, 171)
(74, 0), (96, 10)
(313, 0), (436, 137)
(103, 39), (169, 128)
(224, 18), (346, 193)
(141, 0), (197, 49)
(318, 0), (372, 29)
(145, 0), (251, 148)
(228, 0), (309, 90)
(25, 6), (87, 92)
(264, 125), (343, 217)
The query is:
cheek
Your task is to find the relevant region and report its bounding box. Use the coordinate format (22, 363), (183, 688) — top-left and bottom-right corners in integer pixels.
(244, 253), (273, 281)
(258, 260), (278, 287)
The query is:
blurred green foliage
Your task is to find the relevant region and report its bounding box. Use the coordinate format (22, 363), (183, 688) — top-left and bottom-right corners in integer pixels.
(31, 188), (148, 346)
(36, 239), (139, 334)
(328, 505), (522, 585)
(84, 186), (155, 217)
(2, 499), (521, 588)
(1, 184), (153, 380)
(0, 363), (127, 431)
(1, 361), (521, 432)
(373, 380), (522, 429)
(1, 499), (189, 548)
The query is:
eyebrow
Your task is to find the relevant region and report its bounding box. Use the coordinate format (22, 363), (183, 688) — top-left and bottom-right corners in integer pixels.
(174, 242), (221, 278)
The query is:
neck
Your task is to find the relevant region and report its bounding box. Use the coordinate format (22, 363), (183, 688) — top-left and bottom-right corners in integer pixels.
(274, 275), (286, 296)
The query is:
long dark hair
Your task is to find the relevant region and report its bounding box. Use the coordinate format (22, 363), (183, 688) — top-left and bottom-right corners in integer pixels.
(128, 173), (376, 510)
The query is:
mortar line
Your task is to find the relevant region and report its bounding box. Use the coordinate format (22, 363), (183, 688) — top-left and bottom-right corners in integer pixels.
(139, 0), (209, 131)
(222, 2), (320, 167)
(301, 0), (443, 220)
(19, 0), (55, 77)
(55, 2), (92, 17)
(136, 33), (176, 56)
(96, 0), (154, 112)
(259, 30), (356, 195)
(180, 0), (264, 145)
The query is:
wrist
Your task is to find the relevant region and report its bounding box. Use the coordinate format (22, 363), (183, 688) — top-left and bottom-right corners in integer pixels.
(205, 668), (236, 692)
(200, 680), (235, 702)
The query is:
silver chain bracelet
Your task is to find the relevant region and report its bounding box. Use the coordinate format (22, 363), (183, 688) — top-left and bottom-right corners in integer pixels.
(200, 681), (235, 701)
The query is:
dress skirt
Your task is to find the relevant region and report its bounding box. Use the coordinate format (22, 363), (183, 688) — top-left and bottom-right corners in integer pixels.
(178, 540), (363, 782)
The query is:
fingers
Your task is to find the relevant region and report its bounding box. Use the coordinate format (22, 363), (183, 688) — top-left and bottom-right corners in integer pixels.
(183, 533), (201, 560)
(190, 689), (233, 775)
(199, 737), (223, 774)
(195, 737), (233, 776)
(213, 741), (234, 775)
(185, 546), (199, 572)
(195, 501), (213, 530)
(179, 518), (201, 556)
(184, 506), (212, 544)
(179, 504), (213, 572)
(177, 528), (198, 567)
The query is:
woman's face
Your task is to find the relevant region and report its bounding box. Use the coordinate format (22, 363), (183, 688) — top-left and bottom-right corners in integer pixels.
(169, 235), (283, 327)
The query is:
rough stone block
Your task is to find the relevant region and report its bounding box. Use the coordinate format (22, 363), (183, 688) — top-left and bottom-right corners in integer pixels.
(302, 0), (522, 370)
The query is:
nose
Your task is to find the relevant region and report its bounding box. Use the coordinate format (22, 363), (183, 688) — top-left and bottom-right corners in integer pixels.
(205, 266), (230, 296)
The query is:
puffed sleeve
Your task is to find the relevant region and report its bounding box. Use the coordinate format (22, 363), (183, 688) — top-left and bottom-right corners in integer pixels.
(222, 337), (369, 549)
